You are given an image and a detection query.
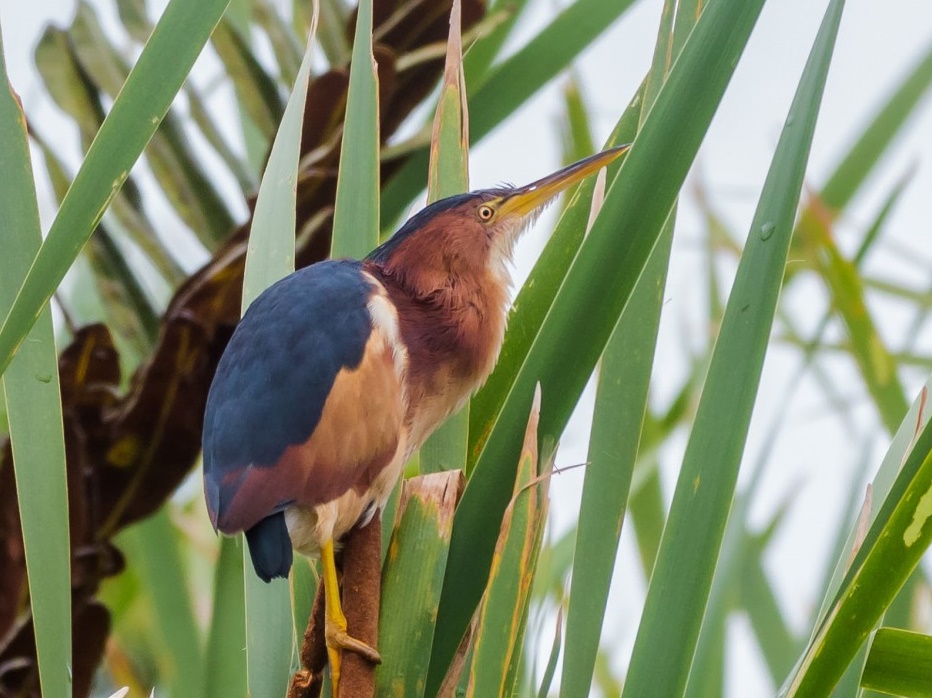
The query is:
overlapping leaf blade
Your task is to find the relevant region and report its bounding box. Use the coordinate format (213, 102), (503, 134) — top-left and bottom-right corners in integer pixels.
(465, 387), (549, 697)
(428, 0), (771, 690)
(561, 0), (683, 690)
(0, 0), (231, 378)
(623, 1), (845, 693)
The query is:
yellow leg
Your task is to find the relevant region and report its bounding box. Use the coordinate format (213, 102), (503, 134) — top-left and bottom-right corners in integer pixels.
(321, 539), (381, 696)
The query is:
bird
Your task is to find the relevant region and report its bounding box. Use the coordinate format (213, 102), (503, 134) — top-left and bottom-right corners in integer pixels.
(201, 145), (629, 693)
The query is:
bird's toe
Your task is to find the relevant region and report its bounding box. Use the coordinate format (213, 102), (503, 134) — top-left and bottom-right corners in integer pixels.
(324, 622), (382, 665)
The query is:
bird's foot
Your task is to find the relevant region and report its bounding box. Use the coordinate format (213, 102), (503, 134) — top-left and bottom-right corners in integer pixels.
(325, 616), (382, 695)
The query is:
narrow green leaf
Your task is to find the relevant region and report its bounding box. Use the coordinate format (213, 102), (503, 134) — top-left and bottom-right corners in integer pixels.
(117, 0), (154, 43)
(426, 0), (469, 202)
(685, 474), (784, 697)
(205, 536), (247, 698)
(69, 2), (235, 247)
(461, 0), (531, 90)
(560, 75), (596, 167)
(212, 18), (286, 140)
(253, 0), (303, 86)
(30, 133), (160, 355)
(0, 0), (230, 379)
(536, 608), (563, 698)
(120, 510), (205, 697)
(244, 563), (293, 697)
(0, 31), (71, 698)
(854, 165), (915, 267)
(314, 0), (350, 67)
(820, 41), (932, 211)
(798, 208), (908, 433)
(466, 387), (549, 697)
(880, 564), (925, 634)
(671, 0), (705, 57)
(628, 466), (665, 576)
(33, 26), (105, 150)
(227, 0), (267, 172)
(380, 0), (639, 228)
(742, 548), (800, 685)
(428, 0), (768, 689)
(862, 628), (932, 698)
(564, 221), (673, 698)
(290, 556), (319, 656)
(531, 526), (576, 603)
(809, 391), (932, 655)
(69, 2), (127, 95)
(865, 275), (932, 306)
(376, 471), (464, 698)
(688, 345), (801, 692)
(421, 0), (470, 474)
(186, 82), (258, 193)
(623, 3), (845, 694)
(810, 444), (875, 631)
(33, 27), (186, 279)
(467, 85), (643, 468)
(683, 560), (729, 698)
(242, 12), (319, 302)
(330, 0), (379, 259)
(381, 477), (402, 562)
(240, 13), (319, 697)
(562, 0), (683, 690)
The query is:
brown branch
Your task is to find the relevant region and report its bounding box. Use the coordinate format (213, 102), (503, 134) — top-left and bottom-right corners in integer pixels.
(288, 584), (327, 698)
(338, 517), (382, 698)
(289, 516), (383, 698)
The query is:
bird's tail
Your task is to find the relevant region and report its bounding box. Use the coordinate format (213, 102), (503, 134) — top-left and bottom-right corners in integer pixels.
(244, 512), (294, 582)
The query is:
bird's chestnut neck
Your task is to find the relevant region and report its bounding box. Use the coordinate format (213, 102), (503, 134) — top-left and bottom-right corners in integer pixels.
(363, 255), (509, 389)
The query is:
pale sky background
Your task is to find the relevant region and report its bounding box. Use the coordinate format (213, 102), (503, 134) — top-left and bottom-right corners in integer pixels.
(2, 0), (932, 696)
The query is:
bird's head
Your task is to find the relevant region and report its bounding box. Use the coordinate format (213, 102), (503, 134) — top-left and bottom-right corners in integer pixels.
(366, 145), (630, 296)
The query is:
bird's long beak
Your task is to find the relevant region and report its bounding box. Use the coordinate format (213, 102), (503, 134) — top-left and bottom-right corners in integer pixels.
(496, 144), (631, 219)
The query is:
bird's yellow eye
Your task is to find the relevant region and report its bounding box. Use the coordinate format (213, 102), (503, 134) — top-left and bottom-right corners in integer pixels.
(478, 205), (494, 221)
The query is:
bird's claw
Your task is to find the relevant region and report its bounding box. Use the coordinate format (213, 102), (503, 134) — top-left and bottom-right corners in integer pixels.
(325, 621), (382, 664)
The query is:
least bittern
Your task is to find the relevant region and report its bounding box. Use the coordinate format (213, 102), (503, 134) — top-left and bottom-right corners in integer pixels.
(202, 145), (628, 693)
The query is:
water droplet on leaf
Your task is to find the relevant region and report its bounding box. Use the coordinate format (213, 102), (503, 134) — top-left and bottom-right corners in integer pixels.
(759, 222), (776, 240)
